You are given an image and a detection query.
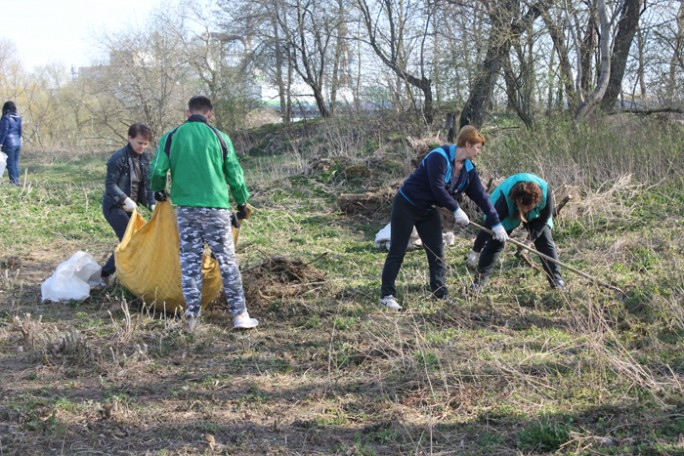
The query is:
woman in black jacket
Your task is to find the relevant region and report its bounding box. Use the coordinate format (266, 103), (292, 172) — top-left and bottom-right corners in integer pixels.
(379, 126), (508, 310)
(101, 123), (155, 281)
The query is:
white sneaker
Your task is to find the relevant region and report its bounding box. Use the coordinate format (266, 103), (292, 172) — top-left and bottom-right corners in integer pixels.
(233, 311), (259, 329)
(380, 295), (402, 310)
(465, 249), (480, 269)
(184, 316), (200, 332)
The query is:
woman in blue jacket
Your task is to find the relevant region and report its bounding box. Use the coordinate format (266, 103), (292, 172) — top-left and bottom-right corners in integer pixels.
(101, 123), (155, 281)
(0, 101), (22, 186)
(379, 126), (508, 310)
(466, 173), (565, 292)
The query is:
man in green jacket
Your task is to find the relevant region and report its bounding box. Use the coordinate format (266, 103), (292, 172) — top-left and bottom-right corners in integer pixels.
(150, 95), (258, 331)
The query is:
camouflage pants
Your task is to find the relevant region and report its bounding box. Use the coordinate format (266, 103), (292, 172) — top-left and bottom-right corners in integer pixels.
(176, 206), (246, 318)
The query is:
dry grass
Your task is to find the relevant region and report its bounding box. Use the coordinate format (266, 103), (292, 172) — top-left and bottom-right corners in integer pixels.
(1, 118), (683, 455)
(242, 253), (327, 305)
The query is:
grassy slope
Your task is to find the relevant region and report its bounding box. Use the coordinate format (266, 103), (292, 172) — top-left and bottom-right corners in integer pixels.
(0, 115), (683, 455)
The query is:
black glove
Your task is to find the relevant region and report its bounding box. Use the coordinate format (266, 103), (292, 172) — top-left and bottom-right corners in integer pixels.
(236, 204), (249, 220)
(230, 212), (241, 229)
(154, 191), (167, 202)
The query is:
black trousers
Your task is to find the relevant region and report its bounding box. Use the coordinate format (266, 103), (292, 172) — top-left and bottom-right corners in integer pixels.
(381, 193), (447, 298)
(473, 224), (562, 286)
(102, 204), (132, 277)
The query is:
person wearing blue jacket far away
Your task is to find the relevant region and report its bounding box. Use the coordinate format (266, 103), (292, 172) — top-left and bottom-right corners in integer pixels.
(379, 125), (509, 310)
(0, 101), (22, 186)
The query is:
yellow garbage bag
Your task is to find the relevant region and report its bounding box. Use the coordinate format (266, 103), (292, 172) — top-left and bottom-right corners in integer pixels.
(114, 201), (224, 314)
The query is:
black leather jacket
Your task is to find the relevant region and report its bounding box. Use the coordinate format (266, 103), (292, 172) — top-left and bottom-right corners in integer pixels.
(102, 144), (154, 210)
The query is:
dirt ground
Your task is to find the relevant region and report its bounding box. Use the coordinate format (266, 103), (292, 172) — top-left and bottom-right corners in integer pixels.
(0, 242), (414, 456)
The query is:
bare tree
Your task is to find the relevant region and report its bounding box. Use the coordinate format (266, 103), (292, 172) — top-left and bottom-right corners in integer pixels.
(539, 2), (579, 110)
(0, 40), (25, 105)
(500, 1), (545, 128)
(90, 11), (192, 138)
(354, 0), (437, 123)
(660, 0), (684, 105)
(600, 0), (644, 112)
(271, 0), (348, 118)
(459, 0), (543, 128)
(177, 2), (265, 131)
(575, 0), (611, 120)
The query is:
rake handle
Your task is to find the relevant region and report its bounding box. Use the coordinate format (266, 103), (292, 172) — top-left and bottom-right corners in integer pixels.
(468, 220), (626, 295)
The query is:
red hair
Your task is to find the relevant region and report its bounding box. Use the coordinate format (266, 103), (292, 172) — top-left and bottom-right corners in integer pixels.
(456, 125), (485, 147)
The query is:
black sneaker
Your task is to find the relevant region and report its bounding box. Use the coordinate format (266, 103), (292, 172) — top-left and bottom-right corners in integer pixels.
(467, 282), (482, 296)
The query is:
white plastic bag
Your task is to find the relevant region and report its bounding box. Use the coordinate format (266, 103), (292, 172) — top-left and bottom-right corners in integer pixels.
(373, 222), (455, 250)
(373, 222), (421, 250)
(41, 251), (102, 302)
(0, 152), (7, 177)
(373, 223), (393, 249)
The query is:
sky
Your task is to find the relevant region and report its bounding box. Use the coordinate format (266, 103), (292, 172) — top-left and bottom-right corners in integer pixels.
(0, 0), (162, 71)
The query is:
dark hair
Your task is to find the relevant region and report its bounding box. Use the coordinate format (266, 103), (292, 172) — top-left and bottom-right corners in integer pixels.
(188, 96), (212, 114)
(128, 123), (152, 141)
(510, 181), (543, 207)
(2, 101), (17, 116)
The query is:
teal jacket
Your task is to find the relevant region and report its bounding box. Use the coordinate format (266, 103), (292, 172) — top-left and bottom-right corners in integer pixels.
(150, 115), (249, 208)
(487, 173), (553, 239)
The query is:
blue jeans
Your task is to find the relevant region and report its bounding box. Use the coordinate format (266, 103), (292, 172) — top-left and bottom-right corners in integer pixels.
(3, 146), (20, 185)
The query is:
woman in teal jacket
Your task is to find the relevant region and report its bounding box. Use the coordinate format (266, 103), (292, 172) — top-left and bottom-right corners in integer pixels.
(467, 173), (565, 291)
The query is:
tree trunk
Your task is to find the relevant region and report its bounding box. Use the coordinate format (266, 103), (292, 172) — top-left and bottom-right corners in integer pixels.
(460, 41), (505, 128)
(666, 1), (684, 103)
(540, 5), (579, 110)
(312, 85), (331, 118)
(271, 9), (291, 123)
(460, 0), (512, 128)
(600, 0), (643, 112)
(575, 0), (610, 120)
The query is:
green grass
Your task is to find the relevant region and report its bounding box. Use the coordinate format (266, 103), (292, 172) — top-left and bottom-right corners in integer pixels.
(0, 116), (683, 454)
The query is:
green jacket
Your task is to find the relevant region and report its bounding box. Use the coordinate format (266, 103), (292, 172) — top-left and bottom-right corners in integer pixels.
(150, 115), (249, 208)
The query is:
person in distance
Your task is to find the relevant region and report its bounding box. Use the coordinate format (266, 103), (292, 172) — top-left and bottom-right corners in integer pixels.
(0, 101), (23, 186)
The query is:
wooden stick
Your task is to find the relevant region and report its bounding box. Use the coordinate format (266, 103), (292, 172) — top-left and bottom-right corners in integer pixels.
(516, 248), (544, 274)
(553, 195), (571, 217)
(469, 221), (626, 295)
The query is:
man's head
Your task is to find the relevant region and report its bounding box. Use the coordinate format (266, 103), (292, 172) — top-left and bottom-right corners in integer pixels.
(187, 96), (213, 119)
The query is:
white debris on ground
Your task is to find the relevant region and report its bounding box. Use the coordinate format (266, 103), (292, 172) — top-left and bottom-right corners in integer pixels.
(374, 223), (456, 251)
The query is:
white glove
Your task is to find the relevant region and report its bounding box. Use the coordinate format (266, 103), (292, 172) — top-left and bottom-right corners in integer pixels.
(149, 204), (156, 212)
(491, 223), (508, 242)
(453, 207), (469, 227)
(123, 197), (137, 212)
(465, 249), (480, 269)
